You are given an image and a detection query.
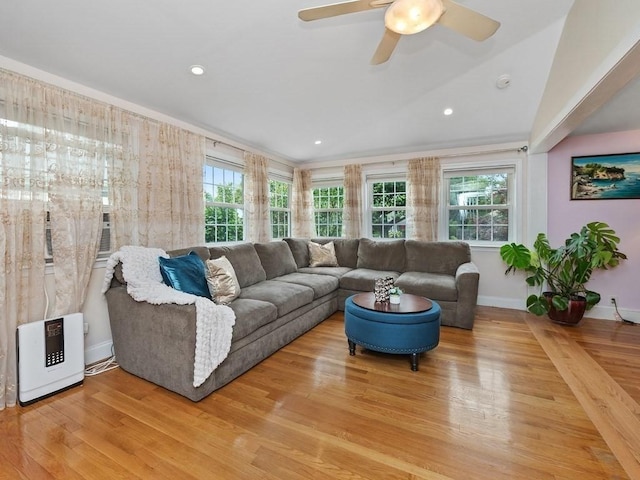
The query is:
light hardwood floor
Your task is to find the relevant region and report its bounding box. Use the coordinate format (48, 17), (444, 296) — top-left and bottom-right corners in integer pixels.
(1, 306), (639, 479)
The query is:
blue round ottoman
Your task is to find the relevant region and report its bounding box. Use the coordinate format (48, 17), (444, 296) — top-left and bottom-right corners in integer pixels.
(345, 293), (441, 371)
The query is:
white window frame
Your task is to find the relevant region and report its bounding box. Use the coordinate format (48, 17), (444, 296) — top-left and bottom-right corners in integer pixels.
(313, 183), (345, 238)
(204, 157), (244, 244)
(269, 177), (291, 240)
(366, 176), (407, 239)
(440, 161), (520, 246)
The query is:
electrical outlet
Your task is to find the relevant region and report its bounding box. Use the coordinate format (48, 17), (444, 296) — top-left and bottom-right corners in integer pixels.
(610, 296), (618, 306)
(83, 322), (89, 335)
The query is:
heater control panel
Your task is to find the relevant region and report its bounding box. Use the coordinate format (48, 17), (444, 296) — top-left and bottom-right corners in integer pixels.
(45, 318), (64, 367)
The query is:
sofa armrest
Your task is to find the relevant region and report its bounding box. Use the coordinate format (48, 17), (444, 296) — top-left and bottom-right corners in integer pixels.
(105, 285), (198, 394)
(453, 262), (480, 329)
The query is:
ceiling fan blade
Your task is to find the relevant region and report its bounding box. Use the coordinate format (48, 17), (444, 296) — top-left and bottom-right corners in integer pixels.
(371, 28), (401, 65)
(299, 0), (384, 22)
(438, 0), (500, 41)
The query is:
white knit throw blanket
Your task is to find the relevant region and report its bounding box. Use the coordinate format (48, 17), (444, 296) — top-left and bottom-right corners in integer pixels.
(102, 246), (236, 388)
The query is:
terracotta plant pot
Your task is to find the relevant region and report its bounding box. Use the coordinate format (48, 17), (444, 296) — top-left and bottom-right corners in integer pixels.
(543, 292), (587, 325)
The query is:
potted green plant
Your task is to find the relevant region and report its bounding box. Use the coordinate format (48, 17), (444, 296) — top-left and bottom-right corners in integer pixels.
(499, 221), (626, 324)
(389, 286), (403, 304)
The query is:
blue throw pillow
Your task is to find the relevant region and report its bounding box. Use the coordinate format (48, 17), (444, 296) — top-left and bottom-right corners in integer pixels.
(158, 251), (211, 299)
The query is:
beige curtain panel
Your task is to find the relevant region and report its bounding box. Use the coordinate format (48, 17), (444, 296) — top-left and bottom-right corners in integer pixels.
(407, 156), (441, 241)
(136, 121), (205, 250)
(243, 152), (271, 243)
(344, 164), (363, 239)
(291, 168), (316, 238)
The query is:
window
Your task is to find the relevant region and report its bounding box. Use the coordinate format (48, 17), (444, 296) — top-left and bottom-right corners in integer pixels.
(45, 211), (111, 261)
(313, 185), (344, 237)
(445, 168), (513, 243)
(269, 179), (291, 239)
(370, 180), (406, 238)
(2, 117), (113, 260)
(203, 162), (244, 243)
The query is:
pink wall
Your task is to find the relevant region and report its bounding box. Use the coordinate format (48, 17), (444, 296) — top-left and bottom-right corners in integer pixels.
(548, 129), (640, 310)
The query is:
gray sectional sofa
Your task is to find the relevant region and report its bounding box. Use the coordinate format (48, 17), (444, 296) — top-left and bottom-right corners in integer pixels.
(105, 238), (479, 401)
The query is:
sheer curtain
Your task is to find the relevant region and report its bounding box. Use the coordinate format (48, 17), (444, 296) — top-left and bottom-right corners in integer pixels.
(291, 168), (316, 238)
(0, 69), (207, 409)
(407, 157), (441, 241)
(243, 152), (271, 242)
(344, 164), (363, 238)
(0, 72), (48, 409)
(136, 120), (205, 250)
(48, 92), (109, 316)
(106, 109), (139, 249)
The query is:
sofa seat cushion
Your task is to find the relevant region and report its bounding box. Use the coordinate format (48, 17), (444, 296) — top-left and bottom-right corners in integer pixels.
(273, 272), (339, 299)
(239, 280), (314, 317)
(340, 268), (401, 292)
(228, 299), (278, 342)
(297, 266), (353, 279)
(395, 272), (458, 302)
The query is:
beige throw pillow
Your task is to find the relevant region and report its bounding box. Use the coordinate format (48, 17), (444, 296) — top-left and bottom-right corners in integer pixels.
(308, 241), (339, 267)
(205, 256), (241, 305)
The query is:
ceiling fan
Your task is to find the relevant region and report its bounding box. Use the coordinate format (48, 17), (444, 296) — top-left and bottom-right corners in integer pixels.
(298, 0), (500, 64)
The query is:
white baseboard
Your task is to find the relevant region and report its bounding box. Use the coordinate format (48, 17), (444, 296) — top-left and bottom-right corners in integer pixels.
(478, 296), (640, 324)
(84, 340), (114, 366)
(477, 295), (526, 311)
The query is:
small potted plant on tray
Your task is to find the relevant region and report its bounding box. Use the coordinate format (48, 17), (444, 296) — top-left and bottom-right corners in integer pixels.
(499, 221), (626, 325)
(389, 286), (403, 304)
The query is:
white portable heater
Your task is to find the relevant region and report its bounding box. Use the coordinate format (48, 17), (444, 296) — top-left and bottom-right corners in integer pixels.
(17, 312), (85, 406)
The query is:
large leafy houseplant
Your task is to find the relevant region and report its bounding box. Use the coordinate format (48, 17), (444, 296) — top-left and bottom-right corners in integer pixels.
(500, 221), (626, 317)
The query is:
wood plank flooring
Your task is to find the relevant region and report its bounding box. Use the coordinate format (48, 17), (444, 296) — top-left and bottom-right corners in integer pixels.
(1, 306), (639, 479)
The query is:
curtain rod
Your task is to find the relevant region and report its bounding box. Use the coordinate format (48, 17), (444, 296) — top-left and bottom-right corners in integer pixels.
(209, 138), (245, 153)
(303, 144), (529, 171)
(207, 138), (296, 172)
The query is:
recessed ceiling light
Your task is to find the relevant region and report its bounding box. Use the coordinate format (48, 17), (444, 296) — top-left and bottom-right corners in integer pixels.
(190, 65), (205, 76)
(315, 140), (322, 145)
(496, 74), (511, 89)
(443, 108), (453, 116)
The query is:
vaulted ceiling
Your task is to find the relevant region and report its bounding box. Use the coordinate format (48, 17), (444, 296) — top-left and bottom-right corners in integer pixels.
(1, 0), (639, 163)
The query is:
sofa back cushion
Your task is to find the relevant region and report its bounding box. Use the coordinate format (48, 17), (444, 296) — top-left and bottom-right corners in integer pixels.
(331, 238), (360, 268)
(283, 238), (310, 268)
(405, 240), (471, 275)
(284, 237), (360, 268)
(208, 243), (266, 288)
(310, 238), (360, 268)
(356, 238), (405, 271)
(167, 246), (211, 262)
(254, 241), (298, 279)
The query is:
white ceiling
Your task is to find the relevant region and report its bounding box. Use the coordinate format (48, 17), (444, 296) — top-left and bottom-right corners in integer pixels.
(1, 0), (638, 163)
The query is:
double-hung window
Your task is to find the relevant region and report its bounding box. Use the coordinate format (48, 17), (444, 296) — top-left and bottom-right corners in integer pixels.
(203, 160), (244, 243)
(369, 179), (407, 239)
(313, 185), (344, 237)
(269, 179), (291, 239)
(444, 167), (514, 243)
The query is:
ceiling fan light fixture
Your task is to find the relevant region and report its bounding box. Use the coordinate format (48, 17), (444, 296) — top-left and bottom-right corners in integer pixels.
(385, 0), (444, 35)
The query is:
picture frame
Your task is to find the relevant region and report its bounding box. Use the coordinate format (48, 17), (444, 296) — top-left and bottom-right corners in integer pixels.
(571, 152), (640, 200)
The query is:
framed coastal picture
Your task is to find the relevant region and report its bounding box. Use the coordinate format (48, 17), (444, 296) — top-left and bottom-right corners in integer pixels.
(571, 152), (640, 200)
